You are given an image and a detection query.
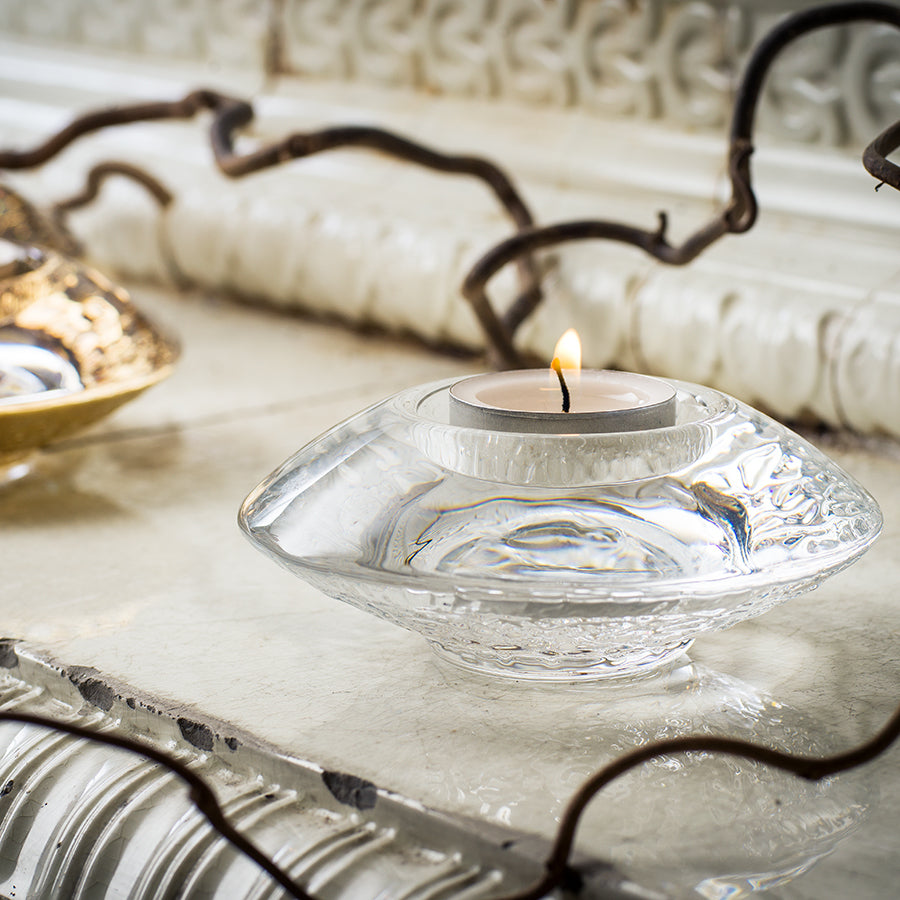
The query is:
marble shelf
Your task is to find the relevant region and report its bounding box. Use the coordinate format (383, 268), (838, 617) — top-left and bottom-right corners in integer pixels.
(0, 286), (897, 898)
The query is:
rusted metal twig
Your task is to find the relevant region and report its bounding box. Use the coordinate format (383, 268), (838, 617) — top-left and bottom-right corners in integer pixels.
(462, 1), (900, 368)
(863, 119), (900, 189)
(497, 699), (900, 900)
(0, 90), (542, 335)
(49, 160), (175, 245)
(0, 90), (227, 170)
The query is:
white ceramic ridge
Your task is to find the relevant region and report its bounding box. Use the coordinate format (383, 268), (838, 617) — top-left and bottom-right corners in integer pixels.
(240, 376), (882, 681)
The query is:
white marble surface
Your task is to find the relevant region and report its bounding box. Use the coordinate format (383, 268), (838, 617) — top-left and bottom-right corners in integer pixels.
(2, 285), (898, 899)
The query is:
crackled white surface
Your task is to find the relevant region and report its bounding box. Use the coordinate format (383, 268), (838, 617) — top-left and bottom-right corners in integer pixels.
(1, 286), (898, 899)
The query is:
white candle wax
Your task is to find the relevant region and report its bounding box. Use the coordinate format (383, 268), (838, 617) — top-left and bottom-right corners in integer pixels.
(449, 369), (676, 433)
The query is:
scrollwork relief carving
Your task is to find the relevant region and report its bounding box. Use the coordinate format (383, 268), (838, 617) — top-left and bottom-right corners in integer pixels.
(18, 0), (75, 41)
(493, 0), (573, 107)
(757, 25), (845, 146)
(572, 0), (659, 117)
(843, 24), (900, 145)
(75, 0), (140, 50)
(422, 0), (495, 97)
(2, 0), (900, 149)
(277, 0), (900, 150)
(139, 0), (204, 59)
(202, 0), (270, 69)
(656, 2), (745, 129)
(282, 0), (355, 79)
(351, 0), (421, 87)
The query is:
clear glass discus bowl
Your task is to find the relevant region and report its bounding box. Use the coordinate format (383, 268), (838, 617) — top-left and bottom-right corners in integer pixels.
(240, 377), (882, 681)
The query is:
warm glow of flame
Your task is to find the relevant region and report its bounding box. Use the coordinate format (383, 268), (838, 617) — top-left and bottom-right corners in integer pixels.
(552, 328), (582, 371)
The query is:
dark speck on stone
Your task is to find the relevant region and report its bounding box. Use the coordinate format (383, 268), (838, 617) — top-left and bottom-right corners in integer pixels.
(322, 771), (377, 810)
(0, 639), (18, 669)
(224, 737), (240, 751)
(67, 667), (115, 712)
(177, 718), (214, 752)
(1, 780), (13, 797)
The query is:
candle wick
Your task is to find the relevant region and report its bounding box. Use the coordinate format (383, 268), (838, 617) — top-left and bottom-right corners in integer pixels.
(551, 357), (570, 413)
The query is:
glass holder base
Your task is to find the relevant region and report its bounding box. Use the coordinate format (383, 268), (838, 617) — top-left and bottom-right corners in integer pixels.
(241, 377), (882, 682)
(427, 638), (694, 682)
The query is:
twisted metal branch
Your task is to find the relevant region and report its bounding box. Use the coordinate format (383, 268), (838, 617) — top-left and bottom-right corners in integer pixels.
(864, 118), (900, 188)
(462, 1), (900, 368)
(48, 160), (174, 250)
(0, 89), (542, 332)
(496, 699), (900, 900)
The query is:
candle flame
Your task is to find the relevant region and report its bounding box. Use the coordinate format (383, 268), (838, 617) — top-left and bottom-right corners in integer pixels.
(552, 328), (581, 371)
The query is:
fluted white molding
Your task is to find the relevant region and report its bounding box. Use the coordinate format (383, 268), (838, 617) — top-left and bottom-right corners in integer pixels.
(11, 125), (897, 435)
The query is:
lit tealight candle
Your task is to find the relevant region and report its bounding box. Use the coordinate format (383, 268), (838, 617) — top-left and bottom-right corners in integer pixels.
(449, 329), (676, 434)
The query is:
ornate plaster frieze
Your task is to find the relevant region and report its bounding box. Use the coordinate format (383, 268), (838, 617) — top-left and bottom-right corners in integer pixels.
(2, 6), (900, 437)
(1, 1), (899, 149)
(279, 0), (900, 149)
(0, 0), (272, 69)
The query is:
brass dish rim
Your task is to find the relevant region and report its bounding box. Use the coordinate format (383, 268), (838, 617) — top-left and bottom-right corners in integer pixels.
(0, 346), (179, 419)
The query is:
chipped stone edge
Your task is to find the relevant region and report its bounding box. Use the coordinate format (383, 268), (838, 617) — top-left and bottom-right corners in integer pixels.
(0, 637), (655, 898)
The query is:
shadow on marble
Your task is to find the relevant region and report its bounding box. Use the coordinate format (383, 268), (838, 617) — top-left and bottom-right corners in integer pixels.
(0, 450), (130, 526)
(328, 657), (873, 900)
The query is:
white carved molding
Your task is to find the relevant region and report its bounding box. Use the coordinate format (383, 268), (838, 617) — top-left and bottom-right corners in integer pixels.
(274, 0), (900, 148)
(1, 1), (899, 147)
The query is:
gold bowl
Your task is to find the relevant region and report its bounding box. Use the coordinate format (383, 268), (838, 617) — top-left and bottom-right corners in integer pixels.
(0, 239), (178, 468)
